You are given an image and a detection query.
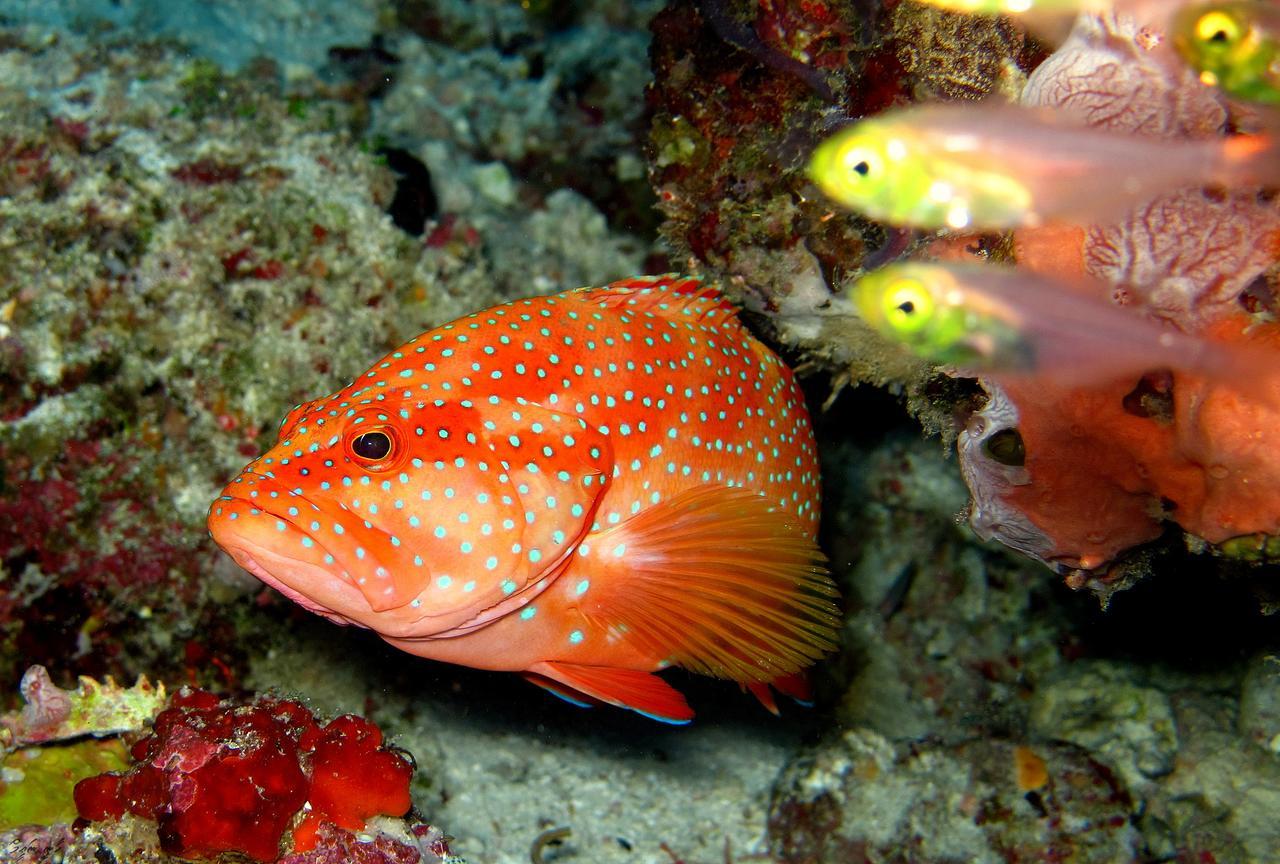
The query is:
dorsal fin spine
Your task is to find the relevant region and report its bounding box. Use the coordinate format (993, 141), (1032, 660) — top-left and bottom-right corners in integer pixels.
(581, 275), (743, 330)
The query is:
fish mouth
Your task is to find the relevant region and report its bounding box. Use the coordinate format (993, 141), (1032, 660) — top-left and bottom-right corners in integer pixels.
(208, 471), (413, 619)
(207, 472), (475, 638)
(222, 539), (362, 628)
(208, 485), (374, 625)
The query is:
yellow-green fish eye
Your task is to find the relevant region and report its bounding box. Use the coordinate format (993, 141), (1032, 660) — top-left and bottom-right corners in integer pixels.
(842, 145), (881, 183)
(808, 125), (900, 217)
(1175, 1), (1280, 103)
(1195, 8), (1245, 52)
(881, 277), (935, 335)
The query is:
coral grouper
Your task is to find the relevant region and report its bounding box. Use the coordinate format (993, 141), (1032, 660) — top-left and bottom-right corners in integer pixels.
(208, 276), (840, 722)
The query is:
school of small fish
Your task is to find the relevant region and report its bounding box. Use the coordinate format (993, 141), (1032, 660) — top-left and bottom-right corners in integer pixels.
(809, 0), (1280, 399)
(803, 0), (1280, 580)
(208, 277), (839, 722)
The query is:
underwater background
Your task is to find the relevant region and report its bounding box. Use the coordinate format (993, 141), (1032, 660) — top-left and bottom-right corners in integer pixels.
(1, 0), (1279, 862)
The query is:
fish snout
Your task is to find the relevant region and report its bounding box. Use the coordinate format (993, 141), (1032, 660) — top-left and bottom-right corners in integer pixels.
(208, 470), (394, 615)
(207, 480), (365, 626)
(207, 470), (490, 637)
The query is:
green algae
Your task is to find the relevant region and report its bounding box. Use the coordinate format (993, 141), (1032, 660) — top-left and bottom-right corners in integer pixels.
(0, 739), (130, 830)
(1214, 532), (1280, 563)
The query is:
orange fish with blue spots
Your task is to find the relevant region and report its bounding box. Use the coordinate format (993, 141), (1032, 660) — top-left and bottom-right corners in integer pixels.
(207, 276), (839, 722)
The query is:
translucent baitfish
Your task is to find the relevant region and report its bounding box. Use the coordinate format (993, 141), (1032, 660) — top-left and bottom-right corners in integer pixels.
(1174, 0), (1280, 104)
(850, 260), (1267, 386)
(807, 102), (1279, 230)
(207, 276), (840, 723)
(908, 0), (1165, 16)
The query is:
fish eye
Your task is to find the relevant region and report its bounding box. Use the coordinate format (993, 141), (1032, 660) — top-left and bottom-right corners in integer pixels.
(1195, 10), (1242, 48)
(882, 278), (934, 334)
(353, 431), (392, 460)
(842, 146), (880, 183)
(345, 425), (402, 470)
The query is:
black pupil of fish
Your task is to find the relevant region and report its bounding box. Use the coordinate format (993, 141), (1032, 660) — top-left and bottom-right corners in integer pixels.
(853, 160), (870, 176)
(1209, 28), (1229, 42)
(896, 300), (915, 315)
(352, 431), (392, 460)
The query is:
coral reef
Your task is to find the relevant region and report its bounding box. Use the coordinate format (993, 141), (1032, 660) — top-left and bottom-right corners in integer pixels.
(644, 0), (1040, 411)
(1, 739), (131, 832)
(0, 0), (383, 70)
(1, 665), (166, 750)
(647, 2), (1280, 587)
(0, 667), (163, 832)
(764, 421), (1280, 863)
(0, 29), (429, 685)
(2, 1), (1278, 863)
(0, 667), (446, 863)
(769, 729), (1139, 863)
(5, 815), (462, 864)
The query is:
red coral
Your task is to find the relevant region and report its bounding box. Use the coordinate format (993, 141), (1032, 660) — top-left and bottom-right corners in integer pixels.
(73, 773), (126, 820)
(74, 690), (416, 863)
(293, 715), (414, 851)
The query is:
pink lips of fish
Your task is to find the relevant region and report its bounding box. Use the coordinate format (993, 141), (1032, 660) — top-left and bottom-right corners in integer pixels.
(207, 276), (840, 722)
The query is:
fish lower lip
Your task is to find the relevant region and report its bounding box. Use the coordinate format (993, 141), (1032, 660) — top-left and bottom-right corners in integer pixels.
(224, 544), (358, 626)
(214, 493), (356, 589)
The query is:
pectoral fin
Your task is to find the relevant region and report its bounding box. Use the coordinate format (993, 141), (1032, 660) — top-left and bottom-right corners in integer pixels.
(576, 485), (841, 685)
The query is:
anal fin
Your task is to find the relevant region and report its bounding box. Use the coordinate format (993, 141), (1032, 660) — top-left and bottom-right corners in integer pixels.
(522, 671), (599, 709)
(745, 671), (814, 716)
(527, 661), (694, 724)
(770, 670), (814, 705)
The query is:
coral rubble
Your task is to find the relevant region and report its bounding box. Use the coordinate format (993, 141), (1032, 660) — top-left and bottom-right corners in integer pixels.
(1, 665), (166, 751)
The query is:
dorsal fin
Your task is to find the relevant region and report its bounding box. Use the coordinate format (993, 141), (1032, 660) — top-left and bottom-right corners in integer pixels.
(575, 275), (745, 332)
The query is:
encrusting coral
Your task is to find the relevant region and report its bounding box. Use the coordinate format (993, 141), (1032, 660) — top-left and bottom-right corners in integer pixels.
(74, 688), (415, 862)
(1, 665), (166, 752)
(0, 666), (454, 864)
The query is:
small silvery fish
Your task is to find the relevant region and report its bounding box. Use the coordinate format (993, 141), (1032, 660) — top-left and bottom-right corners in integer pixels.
(909, 0), (1167, 14)
(1174, 0), (1280, 104)
(208, 276), (840, 723)
(808, 102), (1278, 230)
(851, 260), (1271, 387)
